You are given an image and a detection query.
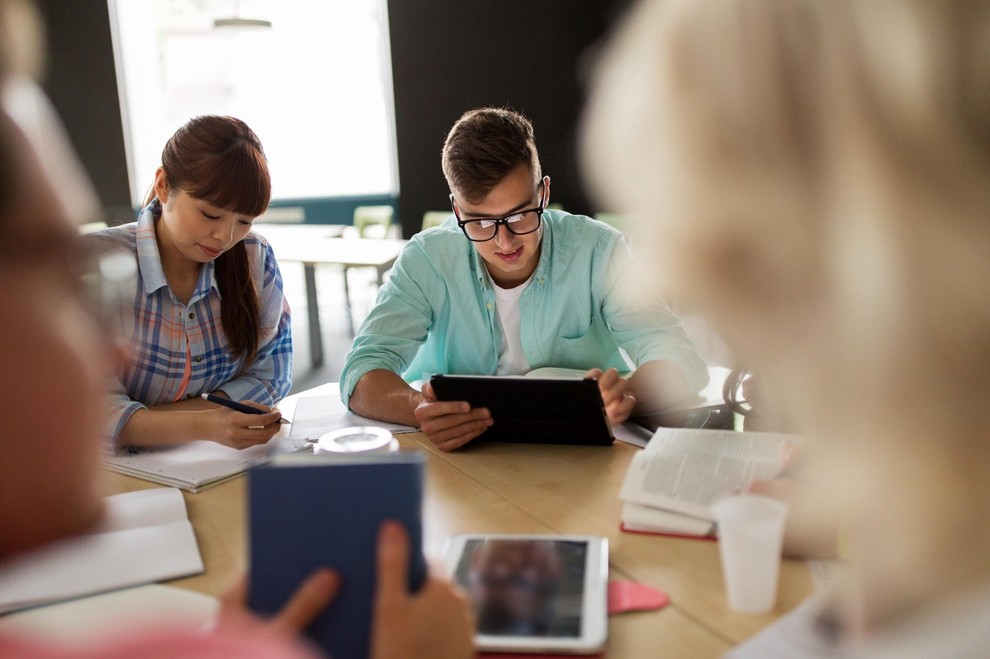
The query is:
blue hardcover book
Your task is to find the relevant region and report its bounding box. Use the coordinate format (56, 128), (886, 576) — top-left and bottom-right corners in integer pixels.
(248, 450), (427, 659)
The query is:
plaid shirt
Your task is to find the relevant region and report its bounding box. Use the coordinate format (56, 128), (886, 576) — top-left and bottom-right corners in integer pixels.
(92, 201), (292, 449)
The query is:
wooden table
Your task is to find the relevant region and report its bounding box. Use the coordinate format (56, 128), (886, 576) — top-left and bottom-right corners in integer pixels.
(101, 387), (814, 658)
(255, 224), (407, 364)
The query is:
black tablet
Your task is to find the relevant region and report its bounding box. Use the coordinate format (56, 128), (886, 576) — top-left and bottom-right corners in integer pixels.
(429, 375), (614, 446)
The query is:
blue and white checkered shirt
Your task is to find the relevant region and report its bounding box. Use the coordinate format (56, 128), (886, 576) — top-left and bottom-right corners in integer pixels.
(91, 201), (292, 450)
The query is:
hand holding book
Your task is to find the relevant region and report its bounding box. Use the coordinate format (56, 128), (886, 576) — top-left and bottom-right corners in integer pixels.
(248, 450), (473, 658)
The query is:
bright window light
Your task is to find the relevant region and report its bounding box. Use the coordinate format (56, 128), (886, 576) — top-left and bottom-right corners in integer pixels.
(108, 0), (398, 206)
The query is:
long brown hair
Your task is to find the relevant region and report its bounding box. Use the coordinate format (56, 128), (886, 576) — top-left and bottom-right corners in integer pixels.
(147, 115), (271, 365)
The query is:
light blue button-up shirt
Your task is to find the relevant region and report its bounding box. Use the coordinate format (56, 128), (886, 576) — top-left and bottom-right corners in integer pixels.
(340, 211), (708, 407)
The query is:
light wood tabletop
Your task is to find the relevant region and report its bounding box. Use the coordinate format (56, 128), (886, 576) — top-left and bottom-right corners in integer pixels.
(100, 386), (815, 658)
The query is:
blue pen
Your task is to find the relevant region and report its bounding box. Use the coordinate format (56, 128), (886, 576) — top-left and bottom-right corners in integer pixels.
(201, 393), (290, 424)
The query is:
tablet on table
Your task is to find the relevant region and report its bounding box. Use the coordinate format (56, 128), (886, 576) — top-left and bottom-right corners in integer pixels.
(429, 375), (613, 446)
(443, 534), (609, 655)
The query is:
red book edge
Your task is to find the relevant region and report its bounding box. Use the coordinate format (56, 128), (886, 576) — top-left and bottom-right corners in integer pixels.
(619, 522), (718, 542)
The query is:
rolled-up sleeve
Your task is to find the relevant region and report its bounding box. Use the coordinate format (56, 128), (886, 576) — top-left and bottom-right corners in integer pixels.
(103, 382), (146, 454)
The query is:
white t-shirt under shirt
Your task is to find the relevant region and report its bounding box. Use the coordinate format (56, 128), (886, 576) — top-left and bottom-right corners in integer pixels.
(492, 274), (534, 375)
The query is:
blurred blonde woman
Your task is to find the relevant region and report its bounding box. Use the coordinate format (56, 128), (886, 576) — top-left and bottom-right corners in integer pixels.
(583, 0), (990, 655)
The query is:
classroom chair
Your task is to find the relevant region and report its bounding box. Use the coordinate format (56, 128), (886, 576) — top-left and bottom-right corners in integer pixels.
(353, 205), (394, 239)
(345, 205), (396, 335)
(421, 210), (450, 232)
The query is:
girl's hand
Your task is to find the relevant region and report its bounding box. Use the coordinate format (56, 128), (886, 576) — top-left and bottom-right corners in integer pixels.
(203, 399), (283, 449)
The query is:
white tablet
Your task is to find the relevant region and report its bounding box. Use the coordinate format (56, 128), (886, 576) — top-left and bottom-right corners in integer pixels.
(443, 534), (609, 654)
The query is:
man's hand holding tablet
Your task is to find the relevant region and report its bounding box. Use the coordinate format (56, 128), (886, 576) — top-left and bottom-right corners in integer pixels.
(428, 375), (614, 447)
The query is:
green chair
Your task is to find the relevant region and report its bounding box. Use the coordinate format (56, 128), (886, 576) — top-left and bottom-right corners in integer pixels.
(421, 210), (450, 232)
(353, 205), (394, 238)
(344, 205), (395, 334)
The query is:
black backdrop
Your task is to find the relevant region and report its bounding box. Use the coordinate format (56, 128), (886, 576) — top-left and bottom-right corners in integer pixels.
(33, 1), (630, 235)
(386, 1), (630, 235)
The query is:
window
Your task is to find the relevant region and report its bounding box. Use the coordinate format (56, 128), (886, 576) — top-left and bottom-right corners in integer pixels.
(108, 0), (398, 207)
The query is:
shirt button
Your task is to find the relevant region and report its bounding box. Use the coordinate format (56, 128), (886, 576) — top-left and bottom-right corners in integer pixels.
(194, 355), (203, 363)
(188, 312), (195, 320)
(486, 303), (493, 310)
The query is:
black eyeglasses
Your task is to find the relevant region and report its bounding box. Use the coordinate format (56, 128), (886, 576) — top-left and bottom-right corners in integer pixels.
(451, 180), (547, 243)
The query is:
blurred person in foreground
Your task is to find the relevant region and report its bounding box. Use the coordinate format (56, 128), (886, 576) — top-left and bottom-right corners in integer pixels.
(0, 1), (473, 656)
(582, 0), (990, 655)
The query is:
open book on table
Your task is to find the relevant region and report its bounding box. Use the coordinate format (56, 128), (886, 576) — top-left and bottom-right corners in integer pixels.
(619, 427), (798, 538)
(521, 366), (601, 379)
(0, 488), (203, 614)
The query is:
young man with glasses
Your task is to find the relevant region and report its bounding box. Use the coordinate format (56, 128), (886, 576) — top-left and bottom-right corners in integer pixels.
(341, 107), (708, 451)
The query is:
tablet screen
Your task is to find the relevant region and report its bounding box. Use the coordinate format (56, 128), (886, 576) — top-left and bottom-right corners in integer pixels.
(445, 535), (608, 653)
(429, 375), (613, 445)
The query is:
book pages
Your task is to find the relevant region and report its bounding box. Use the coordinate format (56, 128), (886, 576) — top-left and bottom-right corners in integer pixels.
(0, 489), (203, 613)
(620, 428), (798, 533)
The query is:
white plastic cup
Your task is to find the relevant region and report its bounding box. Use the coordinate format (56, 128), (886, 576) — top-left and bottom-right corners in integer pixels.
(710, 494), (788, 614)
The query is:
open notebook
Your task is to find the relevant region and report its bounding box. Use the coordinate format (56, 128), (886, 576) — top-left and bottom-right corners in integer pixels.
(0, 488), (203, 614)
(104, 395), (417, 492)
(286, 394), (417, 443)
(104, 440), (274, 493)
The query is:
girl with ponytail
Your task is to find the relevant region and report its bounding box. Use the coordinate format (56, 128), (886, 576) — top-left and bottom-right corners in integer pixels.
(94, 115), (292, 450)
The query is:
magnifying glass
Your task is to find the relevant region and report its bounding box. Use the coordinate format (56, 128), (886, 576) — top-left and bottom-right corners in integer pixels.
(314, 426), (399, 455)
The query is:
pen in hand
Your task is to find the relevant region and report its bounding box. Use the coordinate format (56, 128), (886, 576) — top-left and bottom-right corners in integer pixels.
(201, 393), (290, 424)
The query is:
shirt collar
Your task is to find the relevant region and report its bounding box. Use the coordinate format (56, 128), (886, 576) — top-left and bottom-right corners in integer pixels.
(470, 212), (555, 288)
(135, 199), (220, 300)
